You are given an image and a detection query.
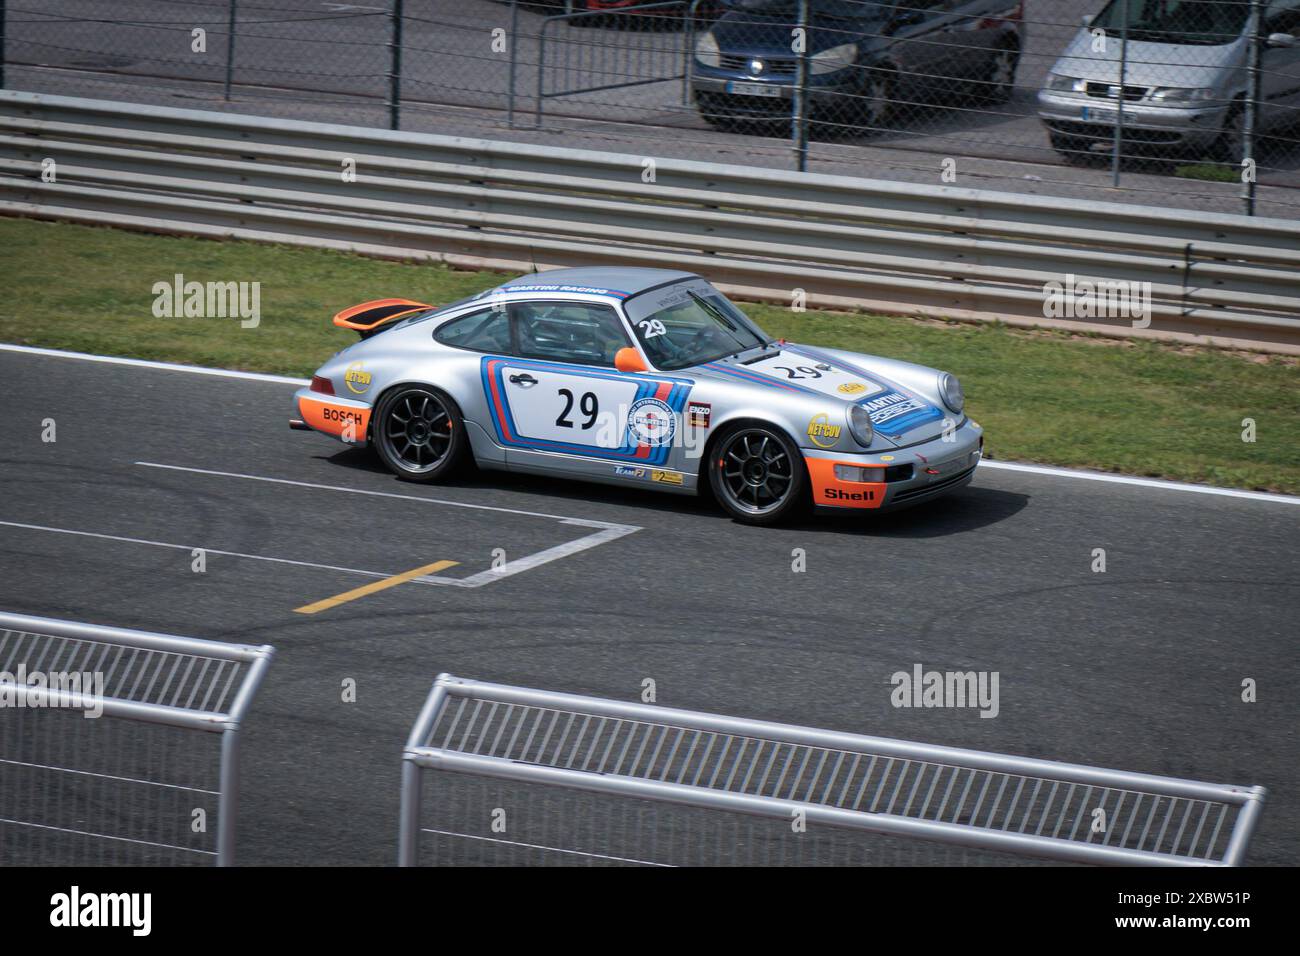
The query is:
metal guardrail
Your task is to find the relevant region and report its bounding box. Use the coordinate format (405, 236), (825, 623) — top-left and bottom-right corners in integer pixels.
(0, 611), (273, 865)
(0, 90), (1297, 353)
(399, 674), (1265, 867)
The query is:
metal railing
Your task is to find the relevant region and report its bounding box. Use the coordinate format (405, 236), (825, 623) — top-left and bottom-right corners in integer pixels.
(0, 611), (273, 865)
(1, 90), (1297, 354)
(2, 1), (1296, 217)
(399, 674), (1265, 866)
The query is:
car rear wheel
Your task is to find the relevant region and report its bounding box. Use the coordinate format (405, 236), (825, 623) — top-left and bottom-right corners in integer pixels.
(708, 424), (806, 525)
(374, 386), (466, 482)
(981, 44), (1019, 104)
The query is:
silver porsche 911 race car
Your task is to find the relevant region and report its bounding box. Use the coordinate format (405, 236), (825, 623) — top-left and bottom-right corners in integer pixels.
(292, 268), (983, 525)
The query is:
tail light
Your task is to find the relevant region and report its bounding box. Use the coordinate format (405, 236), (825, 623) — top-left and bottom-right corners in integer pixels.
(310, 375), (334, 395)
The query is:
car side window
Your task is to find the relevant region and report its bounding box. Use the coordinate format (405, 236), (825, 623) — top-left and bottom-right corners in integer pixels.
(512, 301), (631, 368)
(433, 307), (513, 353)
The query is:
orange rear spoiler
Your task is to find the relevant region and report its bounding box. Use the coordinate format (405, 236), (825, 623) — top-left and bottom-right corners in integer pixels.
(333, 298), (431, 337)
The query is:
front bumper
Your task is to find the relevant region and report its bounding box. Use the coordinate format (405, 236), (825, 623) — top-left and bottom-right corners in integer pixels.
(692, 70), (851, 118)
(1037, 90), (1226, 149)
(804, 420), (984, 512)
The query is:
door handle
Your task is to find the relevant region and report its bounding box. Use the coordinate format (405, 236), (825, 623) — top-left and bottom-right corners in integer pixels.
(508, 373), (537, 387)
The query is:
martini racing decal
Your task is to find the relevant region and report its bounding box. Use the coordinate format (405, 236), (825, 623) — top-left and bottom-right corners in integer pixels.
(785, 345), (944, 438)
(481, 357), (690, 465)
(475, 284), (631, 300)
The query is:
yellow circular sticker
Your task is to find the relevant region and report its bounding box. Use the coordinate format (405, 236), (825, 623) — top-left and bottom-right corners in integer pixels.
(344, 361), (372, 395)
(837, 382), (867, 395)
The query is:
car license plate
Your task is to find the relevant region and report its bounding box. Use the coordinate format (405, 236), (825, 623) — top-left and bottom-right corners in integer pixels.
(1081, 106), (1117, 123)
(727, 81), (781, 98)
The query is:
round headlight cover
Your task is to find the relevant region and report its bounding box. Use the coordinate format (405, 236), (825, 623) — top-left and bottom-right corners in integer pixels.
(847, 404), (873, 447)
(939, 373), (964, 414)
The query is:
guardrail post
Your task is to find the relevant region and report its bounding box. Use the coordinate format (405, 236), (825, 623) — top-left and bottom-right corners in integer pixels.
(1110, 0), (1128, 188)
(1242, 0), (1263, 217)
(791, 0), (810, 173)
(223, 0), (238, 101)
(389, 0), (404, 130)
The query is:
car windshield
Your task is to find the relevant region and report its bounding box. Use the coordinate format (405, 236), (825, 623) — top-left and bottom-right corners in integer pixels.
(624, 280), (772, 371)
(1091, 0), (1249, 45)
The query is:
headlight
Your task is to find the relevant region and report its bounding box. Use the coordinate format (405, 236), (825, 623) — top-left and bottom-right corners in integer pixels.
(695, 31), (721, 68)
(847, 404), (874, 447)
(811, 43), (856, 75)
(1149, 87), (1218, 104)
(1045, 72), (1084, 93)
(939, 373), (964, 414)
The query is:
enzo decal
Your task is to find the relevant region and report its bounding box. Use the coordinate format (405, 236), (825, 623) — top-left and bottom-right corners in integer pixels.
(807, 414), (842, 448)
(687, 402), (712, 428)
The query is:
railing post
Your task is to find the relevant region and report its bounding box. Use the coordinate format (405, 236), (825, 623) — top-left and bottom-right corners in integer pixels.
(1242, 0), (1263, 216)
(389, 0), (404, 130)
(507, 0), (521, 128)
(223, 0), (238, 101)
(791, 0), (810, 173)
(217, 723), (241, 865)
(397, 756), (422, 865)
(1111, 0), (1129, 187)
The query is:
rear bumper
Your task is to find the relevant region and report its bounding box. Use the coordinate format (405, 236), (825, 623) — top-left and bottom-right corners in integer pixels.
(804, 420), (984, 512)
(293, 387), (371, 446)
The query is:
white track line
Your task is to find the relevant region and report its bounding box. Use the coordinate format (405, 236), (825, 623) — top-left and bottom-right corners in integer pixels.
(133, 462), (641, 587)
(135, 462), (640, 530)
(0, 343), (308, 385)
(5, 343), (1296, 506)
(0, 519), (407, 580)
(419, 828), (672, 867)
(978, 460), (1299, 506)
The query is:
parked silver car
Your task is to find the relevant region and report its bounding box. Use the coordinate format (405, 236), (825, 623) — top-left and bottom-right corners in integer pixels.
(1037, 0), (1300, 158)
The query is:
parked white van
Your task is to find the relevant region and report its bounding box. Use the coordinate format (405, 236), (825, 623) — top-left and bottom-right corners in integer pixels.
(1037, 0), (1300, 160)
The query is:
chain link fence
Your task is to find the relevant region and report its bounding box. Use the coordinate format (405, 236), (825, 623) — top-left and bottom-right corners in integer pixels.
(1, 1), (1296, 216)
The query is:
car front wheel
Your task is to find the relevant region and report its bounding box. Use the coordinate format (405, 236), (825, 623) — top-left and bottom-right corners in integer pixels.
(708, 424), (807, 525)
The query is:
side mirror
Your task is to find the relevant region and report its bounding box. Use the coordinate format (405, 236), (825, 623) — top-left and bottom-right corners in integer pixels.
(614, 347), (648, 373)
(1266, 32), (1299, 48)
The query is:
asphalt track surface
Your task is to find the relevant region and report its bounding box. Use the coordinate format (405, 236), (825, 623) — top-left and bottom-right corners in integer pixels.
(3, 347), (1298, 865)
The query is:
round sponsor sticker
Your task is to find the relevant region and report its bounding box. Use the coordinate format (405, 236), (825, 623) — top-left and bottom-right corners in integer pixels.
(838, 382), (867, 395)
(627, 397), (677, 447)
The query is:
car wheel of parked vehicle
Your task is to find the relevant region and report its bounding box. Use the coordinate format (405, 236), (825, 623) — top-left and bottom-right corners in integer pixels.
(1049, 130), (1094, 164)
(855, 68), (894, 130)
(1212, 101), (1247, 163)
(374, 386), (466, 482)
(708, 424), (807, 525)
(981, 44), (1019, 104)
